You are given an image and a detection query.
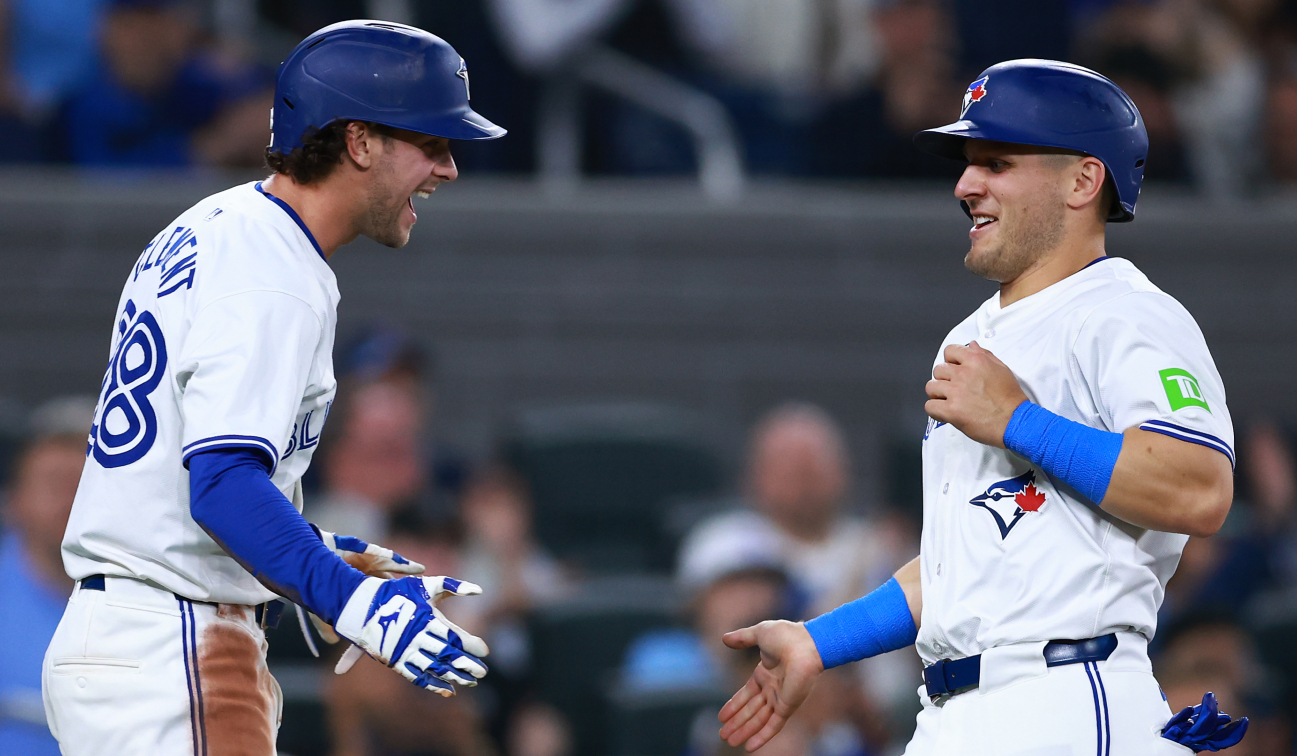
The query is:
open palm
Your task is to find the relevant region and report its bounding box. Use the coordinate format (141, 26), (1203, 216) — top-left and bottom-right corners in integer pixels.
(717, 620), (825, 752)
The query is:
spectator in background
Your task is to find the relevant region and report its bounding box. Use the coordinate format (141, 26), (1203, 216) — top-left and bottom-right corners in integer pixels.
(56, 0), (271, 167)
(676, 403), (916, 741)
(1160, 422), (1296, 632)
(306, 379), (428, 542)
(331, 324), (471, 501)
(679, 403), (904, 615)
(454, 467), (568, 671)
(622, 557), (890, 756)
(1081, 0), (1269, 198)
(0, 0), (107, 161)
(809, 0), (963, 179)
(0, 396), (95, 755)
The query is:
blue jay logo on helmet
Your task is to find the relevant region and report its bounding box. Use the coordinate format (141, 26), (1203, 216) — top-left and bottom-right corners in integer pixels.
(457, 58), (470, 100)
(961, 76), (989, 118)
(969, 470), (1046, 539)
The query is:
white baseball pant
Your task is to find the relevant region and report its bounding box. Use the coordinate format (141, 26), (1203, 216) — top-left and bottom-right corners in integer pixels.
(42, 576), (282, 756)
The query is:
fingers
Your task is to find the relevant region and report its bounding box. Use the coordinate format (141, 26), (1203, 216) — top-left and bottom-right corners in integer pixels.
(719, 675), (761, 726)
(725, 700), (773, 747)
(924, 379), (948, 400)
(721, 679), (770, 744)
(335, 644), (364, 675)
(415, 633), (489, 680)
(931, 363), (955, 381)
(943, 343), (969, 364)
(431, 607), (491, 658)
(722, 625), (758, 650)
(745, 712), (790, 752)
(396, 661), (457, 697)
(424, 575), (483, 598)
(332, 534), (370, 554)
(365, 543), (426, 574)
(307, 612), (341, 644)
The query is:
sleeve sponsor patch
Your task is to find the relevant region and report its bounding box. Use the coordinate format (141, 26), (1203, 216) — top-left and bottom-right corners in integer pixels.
(1160, 368), (1210, 413)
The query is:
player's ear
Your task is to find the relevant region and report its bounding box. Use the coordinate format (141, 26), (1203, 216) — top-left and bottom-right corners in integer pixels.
(1066, 157), (1106, 214)
(344, 121), (376, 169)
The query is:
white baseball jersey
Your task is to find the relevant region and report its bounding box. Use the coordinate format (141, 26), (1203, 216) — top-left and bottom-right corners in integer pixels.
(917, 256), (1232, 666)
(62, 180), (338, 606)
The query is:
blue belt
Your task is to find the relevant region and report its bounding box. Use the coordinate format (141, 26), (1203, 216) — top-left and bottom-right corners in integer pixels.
(923, 634), (1118, 700)
(79, 574), (285, 629)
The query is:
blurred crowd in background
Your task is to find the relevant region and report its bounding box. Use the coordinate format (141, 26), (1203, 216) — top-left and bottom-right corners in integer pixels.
(0, 325), (1296, 756)
(6, 0), (1297, 197)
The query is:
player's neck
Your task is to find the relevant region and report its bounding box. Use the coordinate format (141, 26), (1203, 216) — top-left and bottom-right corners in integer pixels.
(999, 229), (1106, 307)
(262, 174), (359, 259)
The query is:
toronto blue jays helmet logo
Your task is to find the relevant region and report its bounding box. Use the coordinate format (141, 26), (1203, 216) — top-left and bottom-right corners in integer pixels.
(457, 57), (470, 100)
(969, 469), (1046, 539)
(961, 76), (989, 118)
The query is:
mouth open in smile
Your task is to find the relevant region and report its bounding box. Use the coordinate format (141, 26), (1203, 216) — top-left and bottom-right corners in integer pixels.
(971, 214), (998, 235)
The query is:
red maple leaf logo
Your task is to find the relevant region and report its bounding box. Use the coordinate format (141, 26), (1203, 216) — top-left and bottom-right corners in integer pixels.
(969, 85), (987, 103)
(1015, 483), (1045, 512)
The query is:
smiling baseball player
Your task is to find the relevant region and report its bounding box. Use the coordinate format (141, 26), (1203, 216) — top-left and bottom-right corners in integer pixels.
(42, 21), (505, 755)
(717, 60), (1248, 755)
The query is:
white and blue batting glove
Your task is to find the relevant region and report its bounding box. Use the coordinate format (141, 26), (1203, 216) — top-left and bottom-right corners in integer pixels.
(335, 575), (489, 696)
(319, 530), (426, 576)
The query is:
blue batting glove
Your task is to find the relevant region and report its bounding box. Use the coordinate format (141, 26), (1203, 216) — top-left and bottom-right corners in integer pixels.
(335, 575), (489, 696)
(1162, 692), (1249, 752)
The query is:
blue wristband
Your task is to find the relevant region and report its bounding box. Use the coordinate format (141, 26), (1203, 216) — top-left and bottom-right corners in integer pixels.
(1002, 401), (1123, 506)
(804, 577), (918, 669)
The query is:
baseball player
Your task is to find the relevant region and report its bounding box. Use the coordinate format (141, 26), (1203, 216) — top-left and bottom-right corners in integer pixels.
(717, 60), (1250, 754)
(41, 21), (505, 755)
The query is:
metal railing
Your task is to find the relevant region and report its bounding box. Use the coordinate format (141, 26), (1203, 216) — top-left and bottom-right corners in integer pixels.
(538, 45), (746, 203)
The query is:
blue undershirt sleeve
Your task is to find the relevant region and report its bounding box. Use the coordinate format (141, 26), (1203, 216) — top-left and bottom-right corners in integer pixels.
(1002, 401), (1124, 506)
(188, 448), (365, 623)
(804, 577), (918, 669)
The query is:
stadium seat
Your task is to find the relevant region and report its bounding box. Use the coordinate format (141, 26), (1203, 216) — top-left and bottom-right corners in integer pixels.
(501, 403), (723, 574)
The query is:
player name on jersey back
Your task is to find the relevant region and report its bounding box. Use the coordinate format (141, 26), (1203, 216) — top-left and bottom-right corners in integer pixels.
(917, 257), (1233, 665)
(63, 181), (340, 606)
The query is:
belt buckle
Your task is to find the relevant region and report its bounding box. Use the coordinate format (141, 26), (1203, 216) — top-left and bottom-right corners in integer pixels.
(256, 600), (285, 630)
(923, 658), (952, 703)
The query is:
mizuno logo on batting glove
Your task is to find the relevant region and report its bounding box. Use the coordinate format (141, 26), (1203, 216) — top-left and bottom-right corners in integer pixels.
(335, 575), (489, 696)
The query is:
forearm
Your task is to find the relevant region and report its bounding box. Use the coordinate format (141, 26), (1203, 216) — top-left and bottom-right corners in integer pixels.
(188, 448), (365, 622)
(894, 556), (922, 627)
(1099, 428), (1233, 537)
(1004, 402), (1232, 537)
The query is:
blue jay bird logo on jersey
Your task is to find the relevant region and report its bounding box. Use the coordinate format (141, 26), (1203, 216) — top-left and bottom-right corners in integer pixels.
(90, 300), (168, 468)
(970, 470), (1046, 539)
(961, 76), (989, 118)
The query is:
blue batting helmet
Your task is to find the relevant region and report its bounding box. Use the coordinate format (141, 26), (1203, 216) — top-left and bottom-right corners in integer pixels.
(913, 59), (1148, 222)
(269, 19), (505, 155)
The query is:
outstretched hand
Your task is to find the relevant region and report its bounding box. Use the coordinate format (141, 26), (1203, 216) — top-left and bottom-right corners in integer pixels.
(718, 620), (825, 752)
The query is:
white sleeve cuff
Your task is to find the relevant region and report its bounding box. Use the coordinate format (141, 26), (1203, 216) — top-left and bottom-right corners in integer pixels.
(335, 576), (382, 642)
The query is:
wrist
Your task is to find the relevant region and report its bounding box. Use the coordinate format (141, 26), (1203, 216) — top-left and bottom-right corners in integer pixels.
(1002, 400), (1040, 451)
(804, 577), (917, 669)
(335, 576), (382, 642)
(796, 622), (826, 673)
(1002, 401), (1123, 506)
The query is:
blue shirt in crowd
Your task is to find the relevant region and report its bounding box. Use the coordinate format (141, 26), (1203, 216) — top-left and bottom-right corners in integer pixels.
(60, 54), (268, 167)
(0, 530), (67, 756)
(9, 0), (107, 112)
